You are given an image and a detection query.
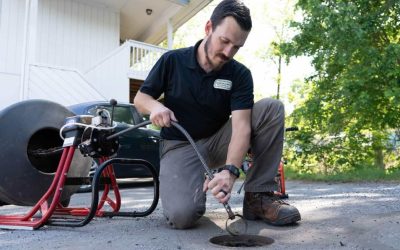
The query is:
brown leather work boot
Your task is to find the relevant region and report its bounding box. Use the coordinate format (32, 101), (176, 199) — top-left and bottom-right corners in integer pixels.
(243, 192), (301, 225)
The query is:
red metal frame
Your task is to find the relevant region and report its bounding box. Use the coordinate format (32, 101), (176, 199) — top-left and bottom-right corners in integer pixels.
(54, 156), (121, 217)
(0, 147), (121, 230)
(245, 152), (288, 198)
(275, 161), (287, 197)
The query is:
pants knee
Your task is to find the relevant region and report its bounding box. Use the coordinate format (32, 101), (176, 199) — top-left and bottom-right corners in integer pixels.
(255, 98), (284, 114)
(164, 204), (205, 229)
(253, 98), (285, 126)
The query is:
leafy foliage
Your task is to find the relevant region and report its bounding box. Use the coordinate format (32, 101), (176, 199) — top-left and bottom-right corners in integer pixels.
(281, 0), (400, 173)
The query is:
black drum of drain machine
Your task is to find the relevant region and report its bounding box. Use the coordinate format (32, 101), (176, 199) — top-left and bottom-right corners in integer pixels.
(0, 99), (91, 206)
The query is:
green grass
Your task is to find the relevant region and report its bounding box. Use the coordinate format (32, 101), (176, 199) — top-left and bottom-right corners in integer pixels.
(285, 167), (400, 182)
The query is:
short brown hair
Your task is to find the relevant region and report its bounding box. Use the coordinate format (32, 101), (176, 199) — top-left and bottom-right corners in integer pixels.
(210, 0), (252, 31)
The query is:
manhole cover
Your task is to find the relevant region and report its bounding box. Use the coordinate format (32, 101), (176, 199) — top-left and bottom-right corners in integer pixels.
(210, 234), (274, 247)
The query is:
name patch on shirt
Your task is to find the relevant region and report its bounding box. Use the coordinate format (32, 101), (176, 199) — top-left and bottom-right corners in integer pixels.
(213, 79), (232, 91)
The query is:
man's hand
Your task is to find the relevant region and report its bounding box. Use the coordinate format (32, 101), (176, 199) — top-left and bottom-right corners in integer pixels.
(149, 105), (177, 127)
(203, 170), (236, 204)
(134, 91), (177, 127)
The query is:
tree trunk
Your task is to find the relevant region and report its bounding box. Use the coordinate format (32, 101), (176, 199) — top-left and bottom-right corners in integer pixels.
(374, 148), (385, 169)
(276, 55), (282, 100)
(372, 133), (385, 169)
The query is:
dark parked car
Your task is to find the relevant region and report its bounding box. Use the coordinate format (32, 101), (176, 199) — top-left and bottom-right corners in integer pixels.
(68, 101), (160, 182)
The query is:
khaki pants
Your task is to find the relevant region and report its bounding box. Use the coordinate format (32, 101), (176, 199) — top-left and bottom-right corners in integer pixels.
(159, 98), (285, 229)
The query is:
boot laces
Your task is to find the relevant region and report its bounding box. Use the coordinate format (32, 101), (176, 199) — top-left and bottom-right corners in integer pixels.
(256, 192), (288, 205)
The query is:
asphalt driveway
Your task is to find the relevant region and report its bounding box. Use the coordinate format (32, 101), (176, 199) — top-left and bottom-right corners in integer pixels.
(0, 180), (399, 249)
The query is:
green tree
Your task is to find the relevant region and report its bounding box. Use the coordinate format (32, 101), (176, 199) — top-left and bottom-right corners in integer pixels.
(254, 0), (297, 100)
(266, 0), (296, 100)
(281, 0), (400, 172)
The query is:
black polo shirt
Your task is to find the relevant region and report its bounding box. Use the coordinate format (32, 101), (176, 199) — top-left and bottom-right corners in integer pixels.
(140, 40), (254, 140)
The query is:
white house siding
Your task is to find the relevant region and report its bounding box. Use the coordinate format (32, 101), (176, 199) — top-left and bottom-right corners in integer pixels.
(0, 0), (26, 109)
(0, 0), (25, 74)
(0, 74), (21, 110)
(85, 42), (130, 103)
(35, 0), (120, 71)
(28, 64), (106, 106)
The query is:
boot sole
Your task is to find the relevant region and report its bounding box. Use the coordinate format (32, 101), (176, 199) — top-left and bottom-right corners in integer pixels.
(267, 213), (301, 226)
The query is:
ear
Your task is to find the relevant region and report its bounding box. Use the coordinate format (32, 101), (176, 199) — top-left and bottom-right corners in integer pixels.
(205, 20), (212, 36)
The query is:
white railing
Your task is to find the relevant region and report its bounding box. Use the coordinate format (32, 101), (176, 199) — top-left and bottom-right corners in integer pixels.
(126, 40), (168, 80)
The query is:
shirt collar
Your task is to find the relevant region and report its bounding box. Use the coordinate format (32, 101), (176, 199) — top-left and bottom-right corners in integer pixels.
(186, 40), (202, 69)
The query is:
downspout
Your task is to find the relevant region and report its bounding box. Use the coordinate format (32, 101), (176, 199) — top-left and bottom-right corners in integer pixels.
(20, 0), (38, 101)
(167, 18), (174, 50)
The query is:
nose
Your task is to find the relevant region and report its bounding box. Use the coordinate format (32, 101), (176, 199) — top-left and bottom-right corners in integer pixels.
(222, 45), (237, 59)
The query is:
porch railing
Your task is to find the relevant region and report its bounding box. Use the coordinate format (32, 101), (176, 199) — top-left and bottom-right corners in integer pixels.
(127, 40), (168, 80)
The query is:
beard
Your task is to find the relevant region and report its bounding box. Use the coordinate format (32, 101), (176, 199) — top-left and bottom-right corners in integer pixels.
(204, 34), (230, 71)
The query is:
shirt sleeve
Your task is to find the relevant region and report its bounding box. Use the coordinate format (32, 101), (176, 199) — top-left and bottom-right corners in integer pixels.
(231, 66), (254, 111)
(139, 53), (169, 99)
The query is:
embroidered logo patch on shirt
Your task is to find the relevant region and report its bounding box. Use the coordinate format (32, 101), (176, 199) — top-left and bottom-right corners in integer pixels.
(213, 79), (232, 91)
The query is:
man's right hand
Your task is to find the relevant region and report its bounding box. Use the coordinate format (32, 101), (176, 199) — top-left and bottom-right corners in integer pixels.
(133, 91), (177, 127)
(149, 105), (177, 127)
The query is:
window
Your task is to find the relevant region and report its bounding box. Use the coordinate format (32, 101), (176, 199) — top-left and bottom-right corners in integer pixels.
(87, 105), (134, 125)
(113, 106), (134, 125)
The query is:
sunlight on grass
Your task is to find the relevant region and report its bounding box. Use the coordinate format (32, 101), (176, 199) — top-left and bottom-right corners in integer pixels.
(285, 167), (400, 182)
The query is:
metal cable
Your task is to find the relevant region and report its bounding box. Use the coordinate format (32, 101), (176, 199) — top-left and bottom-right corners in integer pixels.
(107, 120), (245, 234)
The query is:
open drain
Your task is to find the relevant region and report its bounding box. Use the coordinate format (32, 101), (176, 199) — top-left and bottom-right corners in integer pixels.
(210, 234), (274, 247)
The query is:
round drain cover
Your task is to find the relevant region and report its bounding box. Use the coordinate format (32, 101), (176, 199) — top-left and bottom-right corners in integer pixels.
(210, 234), (274, 247)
